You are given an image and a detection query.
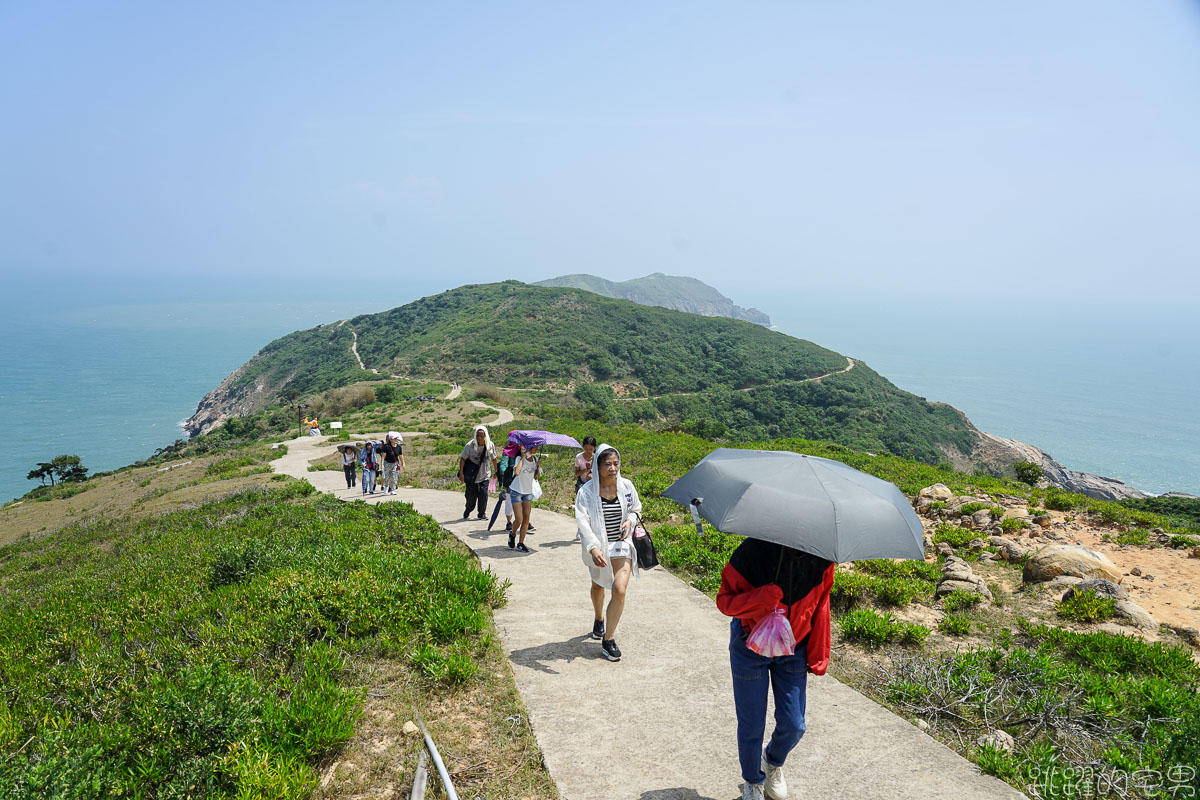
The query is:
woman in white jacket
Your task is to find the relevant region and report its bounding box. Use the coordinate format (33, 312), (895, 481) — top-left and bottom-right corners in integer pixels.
(575, 444), (642, 662)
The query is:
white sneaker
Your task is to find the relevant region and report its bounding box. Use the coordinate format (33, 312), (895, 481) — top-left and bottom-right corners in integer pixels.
(742, 782), (765, 800)
(762, 751), (788, 800)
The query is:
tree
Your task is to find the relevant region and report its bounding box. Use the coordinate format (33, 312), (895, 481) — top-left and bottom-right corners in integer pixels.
(50, 454), (88, 484)
(26, 463), (54, 486)
(1014, 460), (1044, 487)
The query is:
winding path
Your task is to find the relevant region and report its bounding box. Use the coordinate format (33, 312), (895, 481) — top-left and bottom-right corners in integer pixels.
(616, 357), (857, 402)
(270, 427), (1026, 800)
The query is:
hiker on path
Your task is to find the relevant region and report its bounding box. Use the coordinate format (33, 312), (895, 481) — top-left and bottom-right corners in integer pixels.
(716, 539), (835, 800)
(341, 446), (358, 489)
(508, 444), (542, 553)
(459, 425), (498, 520)
(379, 433), (405, 495)
(574, 445), (642, 662)
(574, 436), (597, 492)
(497, 435), (521, 532)
(359, 441), (377, 495)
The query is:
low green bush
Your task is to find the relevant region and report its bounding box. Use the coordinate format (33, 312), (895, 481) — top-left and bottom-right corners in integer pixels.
(1056, 589), (1116, 623)
(958, 502), (991, 516)
(999, 517), (1026, 533)
(839, 608), (930, 648)
(831, 570), (873, 610)
(1114, 528), (1150, 546)
(939, 613), (972, 636)
(874, 577), (932, 606)
(943, 589), (983, 613)
(932, 524), (974, 548)
(1169, 534), (1199, 549)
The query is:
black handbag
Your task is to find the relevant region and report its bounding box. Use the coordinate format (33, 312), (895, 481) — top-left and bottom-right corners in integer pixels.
(462, 456), (480, 483)
(631, 513), (659, 570)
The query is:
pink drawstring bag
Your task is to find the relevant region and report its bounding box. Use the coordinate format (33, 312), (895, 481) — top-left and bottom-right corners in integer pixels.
(488, 477), (498, 493)
(746, 608), (796, 657)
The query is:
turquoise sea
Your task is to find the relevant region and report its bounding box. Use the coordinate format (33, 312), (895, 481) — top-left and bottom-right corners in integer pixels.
(1, 290), (1196, 504)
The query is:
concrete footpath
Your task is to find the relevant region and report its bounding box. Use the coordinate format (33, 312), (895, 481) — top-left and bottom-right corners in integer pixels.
(272, 435), (1027, 800)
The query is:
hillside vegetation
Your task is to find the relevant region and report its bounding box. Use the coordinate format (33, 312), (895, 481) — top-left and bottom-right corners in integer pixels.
(189, 282), (978, 464)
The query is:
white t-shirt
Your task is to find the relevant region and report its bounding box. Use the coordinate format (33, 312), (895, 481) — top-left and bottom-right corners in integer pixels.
(511, 454), (539, 495)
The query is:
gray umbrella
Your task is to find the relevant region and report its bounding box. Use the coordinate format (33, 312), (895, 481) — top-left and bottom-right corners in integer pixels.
(663, 448), (924, 562)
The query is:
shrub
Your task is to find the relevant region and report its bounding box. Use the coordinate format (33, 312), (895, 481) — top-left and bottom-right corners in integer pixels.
(933, 524), (974, 548)
(939, 613), (972, 636)
(831, 570), (873, 610)
(958, 502), (991, 516)
(840, 608), (929, 648)
(999, 517), (1026, 533)
(1115, 528), (1150, 546)
(1014, 461), (1044, 487)
(943, 589), (982, 613)
(1169, 534), (1199, 549)
(1057, 589), (1116, 623)
(1044, 490), (1085, 512)
(875, 577), (932, 606)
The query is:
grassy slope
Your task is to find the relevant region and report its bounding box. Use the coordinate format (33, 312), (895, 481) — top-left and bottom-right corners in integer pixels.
(0, 453), (554, 800)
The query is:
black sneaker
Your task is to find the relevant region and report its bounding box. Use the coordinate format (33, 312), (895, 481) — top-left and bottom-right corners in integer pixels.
(601, 639), (621, 661)
(516, 542), (530, 553)
(591, 619), (605, 640)
(463, 512), (470, 519)
(508, 533), (516, 549)
(476, 514), (487, 520)
(505, 522), (512, 532)
(526, 524), (536, 532)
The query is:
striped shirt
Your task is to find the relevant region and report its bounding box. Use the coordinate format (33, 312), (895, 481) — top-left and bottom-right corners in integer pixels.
(601, 495), (623, 542)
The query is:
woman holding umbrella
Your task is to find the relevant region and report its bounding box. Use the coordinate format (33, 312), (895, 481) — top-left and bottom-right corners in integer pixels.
(718, 541), (834, 800)
(574, 445), (642, 661)
(665, 448), (924, 800)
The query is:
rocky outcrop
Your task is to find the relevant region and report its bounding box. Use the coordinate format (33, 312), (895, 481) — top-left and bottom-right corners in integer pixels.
(971, 433), (1148, 501)
(183, 362), (283, 437)
(937, 556), (992, 600)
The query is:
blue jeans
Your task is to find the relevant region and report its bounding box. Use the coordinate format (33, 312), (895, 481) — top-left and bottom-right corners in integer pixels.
(729, 618), (808, 785)
(361, 468), (375, 494)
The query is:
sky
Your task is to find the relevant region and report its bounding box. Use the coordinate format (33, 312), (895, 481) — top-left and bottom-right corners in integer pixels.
(2, 2), (1200, 312)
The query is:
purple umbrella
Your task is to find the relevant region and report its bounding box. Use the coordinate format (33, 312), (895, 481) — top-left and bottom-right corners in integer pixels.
(506, 430), (583, 449)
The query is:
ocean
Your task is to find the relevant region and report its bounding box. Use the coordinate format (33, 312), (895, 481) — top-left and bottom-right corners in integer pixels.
(1, 292), (1196, 505)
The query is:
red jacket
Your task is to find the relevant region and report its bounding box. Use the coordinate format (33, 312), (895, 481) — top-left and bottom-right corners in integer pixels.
(717, 539), (836, 675)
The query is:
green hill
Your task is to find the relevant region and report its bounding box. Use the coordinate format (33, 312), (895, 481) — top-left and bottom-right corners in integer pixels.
(534, 272), (771, 325)
(185, 281), (976, 463)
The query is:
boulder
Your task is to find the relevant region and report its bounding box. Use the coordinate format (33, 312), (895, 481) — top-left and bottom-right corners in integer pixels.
(936, 577), (992, 600)
(977, 730), (1015, 754)
(968, 538), (986, 550)
(942, 556), (975, 581)
(1175, 627), (1200, 647)
(1113, 600), (1156, 631)
(936, 542), (954, 557)
(1037, 515), (1053, 529)
(1023, 545), (1122, 584)
(1061, 578), (1128, 603)
(1189, 547), (1200, 559)
(988, 537), (1028, 562)
(950, 495), (989, 509)
(972, 510), (994, 527)
(919, 484), (954, 503)
(1130, 566), (1142, 576)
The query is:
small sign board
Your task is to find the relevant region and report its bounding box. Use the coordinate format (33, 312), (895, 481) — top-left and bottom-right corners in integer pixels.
(329, 421), (343, 430)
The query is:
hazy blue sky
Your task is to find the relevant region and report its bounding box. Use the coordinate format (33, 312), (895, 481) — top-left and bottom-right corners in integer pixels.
(3, 2), (1199, 310)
